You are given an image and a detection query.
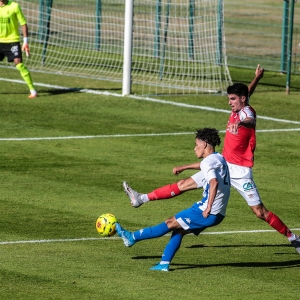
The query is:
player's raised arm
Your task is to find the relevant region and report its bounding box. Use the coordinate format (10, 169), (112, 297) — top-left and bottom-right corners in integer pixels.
(248, 64), (264, 97)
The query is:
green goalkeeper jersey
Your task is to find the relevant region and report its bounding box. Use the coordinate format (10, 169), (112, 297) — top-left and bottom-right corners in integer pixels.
(0, 0), (27, 43)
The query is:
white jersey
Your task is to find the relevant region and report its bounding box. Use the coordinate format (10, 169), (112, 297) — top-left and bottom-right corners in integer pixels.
(191, 152), (230, 216)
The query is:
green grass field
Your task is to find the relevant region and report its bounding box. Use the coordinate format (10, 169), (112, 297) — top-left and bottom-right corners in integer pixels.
(0, 67), (300, 299)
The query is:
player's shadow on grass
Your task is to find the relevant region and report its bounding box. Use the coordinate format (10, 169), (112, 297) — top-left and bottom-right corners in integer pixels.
(187, 243), (293, 248)
(187, 243), (297, 251)
(16, 87), (122, 97)
(131, 256), (300, 271)
(188, 243), (300, 255)
(172, 260), (300, 271)
(132, 244), (300, 271)
(45, 87), (122, 96)
(132, 255), (162, 260)
(132, 244), (297, 260)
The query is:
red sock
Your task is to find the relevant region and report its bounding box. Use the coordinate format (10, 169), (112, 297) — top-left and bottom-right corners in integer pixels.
(266, 211), (292, 238)
(147, 183), (181, 201)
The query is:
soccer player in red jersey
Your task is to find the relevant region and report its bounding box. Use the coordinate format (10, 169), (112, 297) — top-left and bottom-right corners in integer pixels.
(122, 65), (300, 254)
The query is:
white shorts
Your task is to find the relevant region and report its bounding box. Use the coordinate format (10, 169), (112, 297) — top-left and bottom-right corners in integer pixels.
(227, 162), (262, 206)
(191, 163), (262, 207)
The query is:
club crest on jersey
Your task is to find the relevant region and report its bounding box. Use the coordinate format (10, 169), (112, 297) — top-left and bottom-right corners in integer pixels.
(11, 45), (19, 56)
(243, 181), (255, 191)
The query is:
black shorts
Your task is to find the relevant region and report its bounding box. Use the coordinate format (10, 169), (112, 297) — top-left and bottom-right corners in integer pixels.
(0, 42), (22, 62)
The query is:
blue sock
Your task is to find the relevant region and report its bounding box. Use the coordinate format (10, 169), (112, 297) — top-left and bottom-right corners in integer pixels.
(161, 231), (183, 263)
(133, 222), (169, 241)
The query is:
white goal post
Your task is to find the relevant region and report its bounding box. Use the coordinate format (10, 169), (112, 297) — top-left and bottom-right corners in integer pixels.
(1, 0), (232, 95)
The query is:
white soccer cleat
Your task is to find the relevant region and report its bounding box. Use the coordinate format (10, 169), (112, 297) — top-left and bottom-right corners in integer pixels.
(291, 235), (300, 254)
(122, 181), (143, 208)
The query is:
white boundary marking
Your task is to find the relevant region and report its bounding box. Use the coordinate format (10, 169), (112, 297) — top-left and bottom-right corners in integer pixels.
(1, 78), (300, 125)
(1, 78), (300, 141)
(1, 128), (300, 141)
(0, 228), (299, 245)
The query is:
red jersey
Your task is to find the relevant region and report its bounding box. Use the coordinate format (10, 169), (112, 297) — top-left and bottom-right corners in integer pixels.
(222, 106), (256, 167)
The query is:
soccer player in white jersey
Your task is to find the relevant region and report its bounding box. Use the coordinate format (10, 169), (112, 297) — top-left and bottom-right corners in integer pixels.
(122, 65), (300, 255)
(0, 0), (37, 98)
(116, 128), (230, 271)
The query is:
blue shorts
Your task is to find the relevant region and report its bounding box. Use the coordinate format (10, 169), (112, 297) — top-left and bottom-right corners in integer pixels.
(175, 205), (224, 236)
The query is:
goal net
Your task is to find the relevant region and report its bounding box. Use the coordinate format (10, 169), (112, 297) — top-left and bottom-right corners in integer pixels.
(1, 0), (232, 95)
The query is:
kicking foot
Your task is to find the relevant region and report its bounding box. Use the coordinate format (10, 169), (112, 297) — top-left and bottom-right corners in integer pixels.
(116, 223), (135, 247)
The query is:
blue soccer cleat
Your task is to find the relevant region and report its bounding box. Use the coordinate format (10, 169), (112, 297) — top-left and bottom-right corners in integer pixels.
(149, 262), (169, 272)
(116, 223), (135, 247)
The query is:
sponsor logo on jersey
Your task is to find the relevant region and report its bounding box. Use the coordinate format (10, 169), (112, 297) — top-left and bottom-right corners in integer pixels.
(0, 17), (10, 24)
(184, 218), (191, 224)
(243, 181), (255, 191)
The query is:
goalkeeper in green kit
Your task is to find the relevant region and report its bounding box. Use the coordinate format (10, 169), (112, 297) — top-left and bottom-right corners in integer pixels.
(0, 0), (37, 98)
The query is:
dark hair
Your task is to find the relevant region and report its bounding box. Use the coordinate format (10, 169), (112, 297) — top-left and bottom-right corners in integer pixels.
(195, 128), (221, 147)
(227, 82), (248, 99)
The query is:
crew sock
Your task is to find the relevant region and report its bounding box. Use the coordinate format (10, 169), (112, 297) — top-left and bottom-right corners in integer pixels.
(133, 222), (170, 241)
(160, 231), (183, 263)
(266, 211), (292, 238)
(16, 63), (35, 92)
(147, 183), (181, 200)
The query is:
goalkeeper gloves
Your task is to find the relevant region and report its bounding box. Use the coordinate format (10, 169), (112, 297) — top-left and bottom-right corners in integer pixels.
(22, 37), (30, 58)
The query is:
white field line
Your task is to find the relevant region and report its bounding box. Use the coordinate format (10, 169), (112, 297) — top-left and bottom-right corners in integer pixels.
(1, 79), (300, 142)
(1, 128), (300, 141)
(0, 228), (299, 246)
(1, 78), (300, 125)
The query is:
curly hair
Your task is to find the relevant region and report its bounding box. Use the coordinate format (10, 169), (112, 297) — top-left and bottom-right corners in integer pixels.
(227, 82), (248, 99)
(195, 128), (221, 147)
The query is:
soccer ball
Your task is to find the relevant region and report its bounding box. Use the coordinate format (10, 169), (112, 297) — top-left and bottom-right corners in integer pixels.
(96, 213), (117, 237)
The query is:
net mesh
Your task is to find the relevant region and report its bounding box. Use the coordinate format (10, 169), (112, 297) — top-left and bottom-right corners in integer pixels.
(0, 0), (232, 95)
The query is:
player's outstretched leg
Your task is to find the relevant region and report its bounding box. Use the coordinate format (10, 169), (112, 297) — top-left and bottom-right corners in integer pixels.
(116, 221), (170, 248)
(123, 181), (183, 208)
(123, 181), (144, 208)
(116, 223), (136, 247)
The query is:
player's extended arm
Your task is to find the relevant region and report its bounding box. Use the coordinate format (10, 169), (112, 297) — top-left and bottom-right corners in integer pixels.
(239, 117), (256, 129)
(248, 64), (264, 97)
(228, 116), (255, 134)
(173, 162), (201, 175)
(21, 24), (30, 57)
(202, 177), (218, 218)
